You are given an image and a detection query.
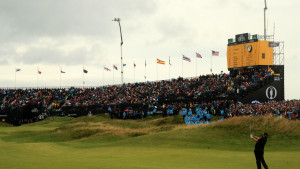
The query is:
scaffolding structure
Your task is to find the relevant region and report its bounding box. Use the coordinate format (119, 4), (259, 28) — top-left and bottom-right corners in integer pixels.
(257, 35), (284, 66)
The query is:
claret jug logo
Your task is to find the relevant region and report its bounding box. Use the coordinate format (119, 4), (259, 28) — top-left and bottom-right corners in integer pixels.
(266, 86), (277, 100)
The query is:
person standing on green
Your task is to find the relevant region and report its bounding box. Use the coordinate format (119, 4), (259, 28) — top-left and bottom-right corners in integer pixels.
(250, 133), (269, 169)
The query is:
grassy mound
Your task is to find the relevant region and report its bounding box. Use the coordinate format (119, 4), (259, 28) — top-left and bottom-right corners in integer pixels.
(1, 115), (184, 143)
(1, 115), (299, 151)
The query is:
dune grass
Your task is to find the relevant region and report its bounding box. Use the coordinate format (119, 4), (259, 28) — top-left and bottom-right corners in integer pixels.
(0, 115), (299, 169)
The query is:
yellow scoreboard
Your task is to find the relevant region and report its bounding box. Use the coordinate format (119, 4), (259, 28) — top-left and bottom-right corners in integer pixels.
(227, 33), (273, 69)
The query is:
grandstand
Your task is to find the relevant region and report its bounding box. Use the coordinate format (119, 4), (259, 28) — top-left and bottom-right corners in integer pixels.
(0, 31), (296, 125)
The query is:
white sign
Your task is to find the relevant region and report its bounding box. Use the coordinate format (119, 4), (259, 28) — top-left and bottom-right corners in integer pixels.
(266, 86), (277, 100)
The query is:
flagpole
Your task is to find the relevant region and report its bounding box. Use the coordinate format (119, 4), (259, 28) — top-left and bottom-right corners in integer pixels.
(113, 66), (114, 85)
(60, 66), (62, 88)
(133, 63), (135, 83)
(169, 56), (170, 81)
(15, 67), (16, 90)
(156, 60), (158, 81)
(144, 59), (146, 82)
(37, 67), (38, 89)
(182, 56), (183, 78)
(196, 55), (198, 77)
(103, 67), (104, 86)
(83, 66), (84, 89)
(211, 51), (213, 74)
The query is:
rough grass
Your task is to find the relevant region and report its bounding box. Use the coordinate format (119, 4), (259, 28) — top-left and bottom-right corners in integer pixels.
(209, 115), (299, 135)
(1, 115), (299, 151)
(2, 115), (299, 139)
(1, 115), (185, 143)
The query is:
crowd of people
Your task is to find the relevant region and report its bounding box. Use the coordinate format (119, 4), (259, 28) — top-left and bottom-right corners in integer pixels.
(107, 99), (299, 124)
(0, 67), (298, 125)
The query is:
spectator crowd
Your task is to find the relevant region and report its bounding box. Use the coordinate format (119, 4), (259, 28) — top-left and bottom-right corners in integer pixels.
(0, 67), (298, 125)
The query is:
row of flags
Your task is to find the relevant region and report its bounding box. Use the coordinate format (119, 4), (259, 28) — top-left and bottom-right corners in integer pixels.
(15, 67), (110, 74)
(16, 68), (44, 74)
(15, 50), (219, 74)
(157, 51), (219, 65)
(16, 68), (66, 74)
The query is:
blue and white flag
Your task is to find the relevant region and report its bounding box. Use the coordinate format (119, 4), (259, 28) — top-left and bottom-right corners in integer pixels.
(183, 55), (191, 62)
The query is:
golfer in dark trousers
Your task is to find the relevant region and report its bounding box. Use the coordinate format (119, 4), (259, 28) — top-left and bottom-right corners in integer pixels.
(250, 133), (269, 169)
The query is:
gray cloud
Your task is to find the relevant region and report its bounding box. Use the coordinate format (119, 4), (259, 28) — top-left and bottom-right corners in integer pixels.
(156, 18), (197, 45)
(18, 46), (99, 65)
(0, 58), (8, 65)
(0, 0), (157, 43)
(0, 0), (157, 65)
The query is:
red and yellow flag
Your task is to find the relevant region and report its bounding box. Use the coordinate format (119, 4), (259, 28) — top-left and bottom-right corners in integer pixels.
(157, 58), (165, 65)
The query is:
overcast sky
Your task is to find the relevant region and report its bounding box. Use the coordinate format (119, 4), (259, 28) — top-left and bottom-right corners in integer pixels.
(0, 0), (299, 99)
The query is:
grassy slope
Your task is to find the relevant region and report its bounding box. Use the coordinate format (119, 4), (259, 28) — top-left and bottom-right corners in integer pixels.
(0, 115), (299, 169)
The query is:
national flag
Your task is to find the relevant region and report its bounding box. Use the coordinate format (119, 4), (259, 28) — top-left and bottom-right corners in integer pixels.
(113, 65), (118, 70)
(61, 70), (66, 73)
(38, 70), (42, 74)
(183, 55), (191, 62)
(157, 58), (165, 65)
(134, 63), (136, 68)
(268, 42), (280, 47)
(196, 52), (202, 58)
(16, 68), (21, 72)
(212, 50), (219, 56)
(83, 69), (88, 73)
(104, 67), (111, 71)
(123, 64), (126, 67)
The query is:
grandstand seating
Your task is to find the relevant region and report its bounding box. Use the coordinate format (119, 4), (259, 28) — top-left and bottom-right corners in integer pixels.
(0, 67), (297, 125)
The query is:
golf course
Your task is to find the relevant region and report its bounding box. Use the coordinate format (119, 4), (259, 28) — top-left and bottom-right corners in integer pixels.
(0, 115), (299, 169)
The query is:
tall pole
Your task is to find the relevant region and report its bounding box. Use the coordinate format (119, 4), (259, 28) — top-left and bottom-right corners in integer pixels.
(83, 66), (84, 89)
(121, 43), (123, 84)
(196, 55), (198, 77)
(210, 53), (212, 74)
(113, 18), (124, 84)
(37, 67), (38, 89)
(169, 56), (171, 81)
(103, 67), (104, 86)
(113, 66), (114, 85)
(15, 67), (16, 90)
(264, 0), (267, 40)
(156, 61), (158, 81)
(182, 56), (183, 78)
(273, 23), (275, 65)
(144, 59), (147, 82)
(60, 66), (62, 88)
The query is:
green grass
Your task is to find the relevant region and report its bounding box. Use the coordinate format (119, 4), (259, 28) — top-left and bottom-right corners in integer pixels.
(0, 115), (299, 169)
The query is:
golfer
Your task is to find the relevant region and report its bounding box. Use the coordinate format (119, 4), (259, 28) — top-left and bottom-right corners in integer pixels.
(250, 133), (269, 169)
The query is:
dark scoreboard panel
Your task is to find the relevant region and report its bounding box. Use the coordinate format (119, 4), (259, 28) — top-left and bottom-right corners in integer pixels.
(235, 33), (249, 43)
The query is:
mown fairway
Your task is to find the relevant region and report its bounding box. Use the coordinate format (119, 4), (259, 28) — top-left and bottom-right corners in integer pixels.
(0, 115), (299, 169)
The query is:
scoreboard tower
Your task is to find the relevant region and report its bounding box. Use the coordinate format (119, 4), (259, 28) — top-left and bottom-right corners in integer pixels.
(227, 33), (285, 103)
